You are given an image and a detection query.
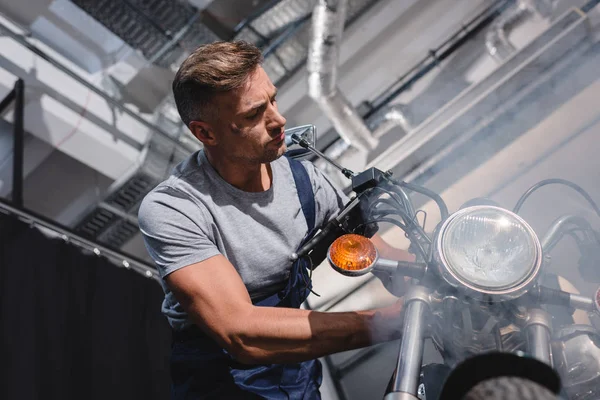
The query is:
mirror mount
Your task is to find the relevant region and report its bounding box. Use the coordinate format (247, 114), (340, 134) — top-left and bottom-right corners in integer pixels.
(284, 124), (316, 160)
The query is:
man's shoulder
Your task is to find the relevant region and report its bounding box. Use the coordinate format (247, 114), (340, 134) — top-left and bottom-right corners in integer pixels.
(138, 152), (211, 225)
(139, 182), (189, 226)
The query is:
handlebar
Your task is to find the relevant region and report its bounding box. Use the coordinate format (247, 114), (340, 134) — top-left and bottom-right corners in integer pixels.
(373, 259), (427, 279)
(541, 215), (597, 253)
(533, 285), (596, 312)
(294, 218), (343, 260)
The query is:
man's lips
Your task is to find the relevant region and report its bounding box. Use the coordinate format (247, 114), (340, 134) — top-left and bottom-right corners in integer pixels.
(271, 131), (285, 143)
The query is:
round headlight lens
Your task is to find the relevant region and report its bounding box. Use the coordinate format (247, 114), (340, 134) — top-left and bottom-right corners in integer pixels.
(439, 207), (540, 293)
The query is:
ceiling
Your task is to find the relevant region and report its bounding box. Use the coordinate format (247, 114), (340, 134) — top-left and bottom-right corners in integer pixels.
(1, 0), (600, 398)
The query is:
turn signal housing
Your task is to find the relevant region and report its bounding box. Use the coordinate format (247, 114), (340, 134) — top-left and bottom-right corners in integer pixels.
(327, 234), (378, 276)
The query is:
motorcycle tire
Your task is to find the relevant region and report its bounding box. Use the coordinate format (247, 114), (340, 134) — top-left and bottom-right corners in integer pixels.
(463, 377), (557, 400)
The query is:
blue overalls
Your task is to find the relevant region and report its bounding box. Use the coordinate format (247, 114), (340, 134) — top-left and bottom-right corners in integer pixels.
(170, 157), (323, 399)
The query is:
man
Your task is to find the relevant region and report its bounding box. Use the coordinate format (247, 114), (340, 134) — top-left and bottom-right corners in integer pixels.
(138, 41), (413, 399)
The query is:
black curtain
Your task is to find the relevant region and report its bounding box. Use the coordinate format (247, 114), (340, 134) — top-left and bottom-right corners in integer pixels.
(0, 214), (171, 400)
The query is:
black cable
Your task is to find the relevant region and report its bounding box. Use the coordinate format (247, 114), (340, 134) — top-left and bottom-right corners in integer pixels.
(361, 217), (428, 260)
(370, 187), (427, 231)
(365, 211), (408, 230)
(364, 187), (433, 259)
(371, 218), (427, 260)
(367, 197), (420, 233)
(369, 187), (413, 222)
(513, 179), (600, 219)
(389, 179), (450, 220)
(387, 184), (415, 216)
(366, 197), (399, 220)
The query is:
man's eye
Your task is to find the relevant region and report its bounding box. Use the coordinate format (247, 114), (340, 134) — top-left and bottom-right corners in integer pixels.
(246, 110), (259, 120)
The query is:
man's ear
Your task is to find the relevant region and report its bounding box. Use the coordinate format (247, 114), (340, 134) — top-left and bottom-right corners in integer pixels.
(189, 121), (217, 146)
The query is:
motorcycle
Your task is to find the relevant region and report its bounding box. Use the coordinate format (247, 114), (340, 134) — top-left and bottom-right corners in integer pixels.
(285, 125), (600, 399)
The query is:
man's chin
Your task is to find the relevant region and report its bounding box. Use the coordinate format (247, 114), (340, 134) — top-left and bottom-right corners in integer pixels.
(263, 143), (287, 162)
(278, 143), (287, 157)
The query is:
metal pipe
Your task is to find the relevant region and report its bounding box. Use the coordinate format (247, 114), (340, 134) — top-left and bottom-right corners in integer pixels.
(370, 104), (413, 139)
(307, 0), (377, 152)
(374, 259), (426, 279)
(393, 300), (427, 394)
(527, 324), (552, 365)
(384, 392), (419, 400)
(0, 21), (192, 152)
(390, 286), (430, 395)
(526, 309), (553, 366)
(485, 0), (533, 61)
(12, 79), (24, 208)
(570, 293), (594, 311)
(541, 214), (595, 252)
(367, 0), (513, 119)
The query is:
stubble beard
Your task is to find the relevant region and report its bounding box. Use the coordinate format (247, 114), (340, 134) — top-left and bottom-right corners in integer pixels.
(257, 141), (287, 164)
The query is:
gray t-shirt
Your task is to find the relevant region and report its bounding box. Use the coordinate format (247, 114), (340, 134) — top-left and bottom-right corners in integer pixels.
(138, 150), (348, 330)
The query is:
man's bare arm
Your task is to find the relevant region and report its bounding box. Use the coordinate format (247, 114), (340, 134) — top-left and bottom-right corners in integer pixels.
(371, 234), (415, 262)
(166, 254), (403, 365)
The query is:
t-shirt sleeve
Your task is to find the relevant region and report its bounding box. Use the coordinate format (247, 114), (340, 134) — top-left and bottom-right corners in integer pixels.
(301, 160), (351, 226)
(137, 186), (221, 278)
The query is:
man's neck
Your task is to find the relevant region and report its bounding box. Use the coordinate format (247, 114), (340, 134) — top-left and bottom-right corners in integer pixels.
(205, 151), (272, 192)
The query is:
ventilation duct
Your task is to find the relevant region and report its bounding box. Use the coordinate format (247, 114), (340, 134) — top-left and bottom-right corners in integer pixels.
(307, 0), (377, 153)
(485, 0), (562, 61)
(368, 104), (413, 139)
(485, 0), (533, 60)
(236, 0), (379, 85)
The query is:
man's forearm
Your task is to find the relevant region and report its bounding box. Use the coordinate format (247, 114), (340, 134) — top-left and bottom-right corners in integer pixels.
(202, 302), (403, 364)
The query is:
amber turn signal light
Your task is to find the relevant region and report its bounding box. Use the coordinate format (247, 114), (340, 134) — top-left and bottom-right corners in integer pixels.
(327, 234), (378, 276)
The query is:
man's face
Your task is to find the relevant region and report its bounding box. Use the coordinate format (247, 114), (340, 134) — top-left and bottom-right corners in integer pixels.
(209, 66), (287, 164)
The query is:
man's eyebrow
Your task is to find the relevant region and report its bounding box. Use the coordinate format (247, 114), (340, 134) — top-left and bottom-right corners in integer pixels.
(241, 101), (266, 115)
(241, 89), (278, 114)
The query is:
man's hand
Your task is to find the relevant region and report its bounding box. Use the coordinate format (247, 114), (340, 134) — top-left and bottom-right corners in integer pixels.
(370, 234), (414, 296)
(371, 234), (415, 262)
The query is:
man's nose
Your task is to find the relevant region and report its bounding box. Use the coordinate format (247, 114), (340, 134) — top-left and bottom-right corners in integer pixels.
(267, 104), (286, 128)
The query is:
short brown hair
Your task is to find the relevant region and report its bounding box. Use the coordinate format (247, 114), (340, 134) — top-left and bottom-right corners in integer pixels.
(172, 41), (263, 127)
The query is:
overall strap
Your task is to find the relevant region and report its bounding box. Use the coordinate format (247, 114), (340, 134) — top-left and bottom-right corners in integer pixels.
(286, 157), (316, 233)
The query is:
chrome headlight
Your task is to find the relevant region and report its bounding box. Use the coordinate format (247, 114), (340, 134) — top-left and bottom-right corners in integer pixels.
(436, 206), (542, 300)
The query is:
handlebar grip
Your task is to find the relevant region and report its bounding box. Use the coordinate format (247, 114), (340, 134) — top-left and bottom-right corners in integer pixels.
(537, 286), (595, 311)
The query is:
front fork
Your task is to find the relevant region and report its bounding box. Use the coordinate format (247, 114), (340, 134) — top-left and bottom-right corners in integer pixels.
(385, 286), (431, 400)
(383, 298), (554, 400)
(525, 308), (553, 366)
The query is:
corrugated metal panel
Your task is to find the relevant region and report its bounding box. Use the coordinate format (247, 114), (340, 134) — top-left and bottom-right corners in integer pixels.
(71, 0), (218, 67)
